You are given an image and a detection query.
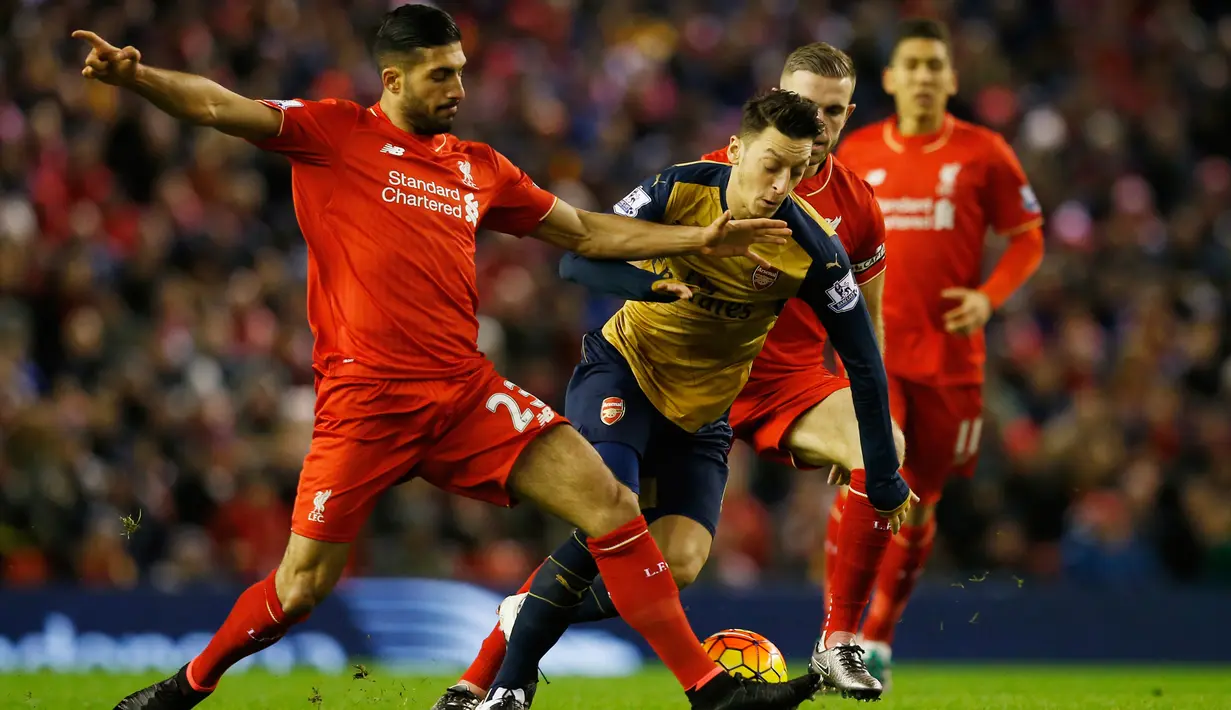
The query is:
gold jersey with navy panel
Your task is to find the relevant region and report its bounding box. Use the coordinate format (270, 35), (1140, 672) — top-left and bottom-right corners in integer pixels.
(561, 159), (903, 489)
(599, 161), (834, 430)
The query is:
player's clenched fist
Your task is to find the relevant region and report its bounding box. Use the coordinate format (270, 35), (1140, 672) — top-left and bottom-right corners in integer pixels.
(867, 475), (919, 535)
(73, 30), (142, 86)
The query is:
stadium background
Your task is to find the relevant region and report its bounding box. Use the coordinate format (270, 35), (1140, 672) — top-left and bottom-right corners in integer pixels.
(2, 0), (1231, 674)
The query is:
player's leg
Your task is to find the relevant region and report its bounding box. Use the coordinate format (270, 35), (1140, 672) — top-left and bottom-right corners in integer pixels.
(822, 487), (846, 618)
(860, 381), (982, 688)
(445, 562), (544, 706)
(527, 420), (731, 637)
(761, 378), (898, 700)
(485, 437), (635, 699)
(483, 342), (660, 701)
(188, 533), (351, 681)
(620, 418), (731, 595)
(115, 377), (426, 710)
(443, 344), (656, 706)
(786, 385), (907, 642)
(736, 371), (906, 646)
(116, 533), (352, 710)
(450, 511), (712, 706)
(449, 501), (710, 704)
(424, 358), (818, 709)
(818, 375), (910, 615)
(504, 425), (821, 709)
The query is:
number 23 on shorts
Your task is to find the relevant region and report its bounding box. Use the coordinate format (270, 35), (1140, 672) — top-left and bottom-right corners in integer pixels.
(487, 380), (557, 432)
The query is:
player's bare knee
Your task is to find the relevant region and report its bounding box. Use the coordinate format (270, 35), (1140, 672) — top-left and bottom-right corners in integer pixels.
(650, 516), (712, 590)
(582, 475), (642, 538)
(658, 537), (710, 589)
(892, 421), (907, 462)
(275, 535), (349, 617)
(275, 566), (327, 617)
(666, 548), (708, 589)
(786, 391), (863, 471)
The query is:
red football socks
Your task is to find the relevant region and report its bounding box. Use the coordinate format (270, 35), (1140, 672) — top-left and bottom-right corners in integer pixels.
(824, 469), (892, 644)
(862, 515), (937, 643)
(822, 489), (846, 618)
(187, 569), (304, 690)
(461, 625), (508, 691)
(460, 562), (542, 690)
(587, 515), (720, 691)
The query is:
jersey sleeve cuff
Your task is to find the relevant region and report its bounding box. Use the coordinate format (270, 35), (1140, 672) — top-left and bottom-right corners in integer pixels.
(537, 196), (559, 224)
(854, 260), (887, 285)
(997, 216), (1044, 237)
(254, 100), (289, 135)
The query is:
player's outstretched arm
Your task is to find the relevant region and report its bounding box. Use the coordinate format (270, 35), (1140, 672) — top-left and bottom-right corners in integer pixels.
(73, 30), (281, 142)
(533, 200), (788, 266)
(799, 265), (916, 532)
(558, 253), (694, 302)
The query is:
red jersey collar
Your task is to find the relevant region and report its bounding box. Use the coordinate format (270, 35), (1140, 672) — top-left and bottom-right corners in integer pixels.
(797, 154), (834, 198)
(369, 102), (451, 152)
(883, 113), (954, 154)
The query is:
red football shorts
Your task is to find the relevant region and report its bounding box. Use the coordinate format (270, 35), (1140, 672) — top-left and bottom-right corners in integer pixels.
(731, 366), (851, 469)
(888, 374), (984, 505)
(292, 362), (568, 543)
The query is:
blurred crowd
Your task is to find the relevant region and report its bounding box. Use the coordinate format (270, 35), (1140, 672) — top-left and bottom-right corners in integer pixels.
(1, 0), (1230, 592)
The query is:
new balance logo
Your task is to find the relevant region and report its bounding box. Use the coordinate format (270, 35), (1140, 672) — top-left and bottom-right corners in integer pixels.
(380, 143), (406, 156)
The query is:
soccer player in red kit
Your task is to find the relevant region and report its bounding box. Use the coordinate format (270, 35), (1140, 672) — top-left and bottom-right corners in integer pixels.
(833, 19), (1045, 688)
(76, 6), (819, 710)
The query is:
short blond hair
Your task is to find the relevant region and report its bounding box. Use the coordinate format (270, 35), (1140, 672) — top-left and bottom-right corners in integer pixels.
(782, 43), (857, 88)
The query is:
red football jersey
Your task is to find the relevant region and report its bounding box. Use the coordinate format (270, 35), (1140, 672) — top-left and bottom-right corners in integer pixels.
(699, 149), (887, 373)
(838, 115), (1043, 385)
(251, 99), (558, 380)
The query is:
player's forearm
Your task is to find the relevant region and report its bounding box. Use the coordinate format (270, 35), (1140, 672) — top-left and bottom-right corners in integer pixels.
(859, 276), (886, 353)
(836, 337), (899, 483)
(574, 211), (707, 260)
(129, 65), (233, 124)
(129, 65), (278, 140)
(559, 253), (674, 302)
(804, 279), (906, 507)
(979, 225), (1044, 309)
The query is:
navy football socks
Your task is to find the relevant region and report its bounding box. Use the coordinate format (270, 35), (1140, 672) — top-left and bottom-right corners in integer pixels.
(570, 576), (618, 624)
(491, 531), (599, 689)
(491, 441), (640, 691)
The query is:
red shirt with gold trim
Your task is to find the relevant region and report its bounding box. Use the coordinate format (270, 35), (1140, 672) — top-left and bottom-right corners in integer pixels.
(838, 115), (1042, 385)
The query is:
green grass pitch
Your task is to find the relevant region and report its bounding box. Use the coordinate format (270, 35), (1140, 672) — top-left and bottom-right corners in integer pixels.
(3, 665), (1229, 709)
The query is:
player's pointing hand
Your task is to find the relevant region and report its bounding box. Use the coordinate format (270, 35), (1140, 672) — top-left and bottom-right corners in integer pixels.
(697, 210), (790, 268)
(73, 30), (142, 87)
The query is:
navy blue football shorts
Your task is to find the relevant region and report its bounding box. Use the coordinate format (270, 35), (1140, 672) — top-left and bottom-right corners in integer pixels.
(564, 329), (731, 536)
